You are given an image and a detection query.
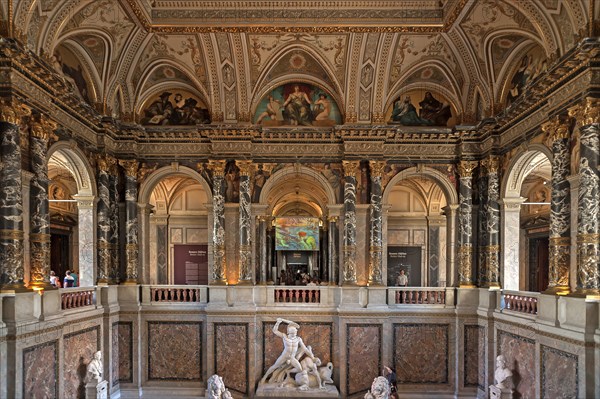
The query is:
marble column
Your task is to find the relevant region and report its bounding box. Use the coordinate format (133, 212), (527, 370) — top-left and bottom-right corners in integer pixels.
(258, 216), (267, 284)
(0, 99), (31, 291)
(458, 160), (477, 287)
(342, 160), (359, 286)
(501, 198), (525, 291)
(328, 216), (339, 285)
(109, 161), (120, 283)
(542, 118), (571, 294)
(119, 160), (139, 284)
(368, 160), (386, 286)
(237, 160), (253, 285)
(481, 156), (501, 288)
(569, 98), (600, 298)
(477, 167), (488, 288)
(443, 204), (458, 287)
(75, 195), (96, 287)
(28, 115), (57, 289)
(208, 160), (227, 285)
(96, 155), (114, 285)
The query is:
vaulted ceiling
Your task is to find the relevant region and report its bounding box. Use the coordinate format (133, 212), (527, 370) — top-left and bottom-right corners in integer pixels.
(11, 0), (595, 125)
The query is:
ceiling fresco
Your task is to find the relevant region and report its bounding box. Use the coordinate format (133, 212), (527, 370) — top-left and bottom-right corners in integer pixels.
(10, 0), (593, 124)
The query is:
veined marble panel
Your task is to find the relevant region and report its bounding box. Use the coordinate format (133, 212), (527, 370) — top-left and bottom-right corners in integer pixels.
(215, 323), (248, 394)
(541, 345), (578, 399)
(148, 321), (202, 381)
(346, 324), (381, 396)
(263, 322), (333, 374)
(498, 330), (535, 399)
(113, 322), (133, 385)
(23, 340), (58, 398)
(393, 324), (448, 384)
(64, 326), (99, 398)
(464, 325), (483, 389)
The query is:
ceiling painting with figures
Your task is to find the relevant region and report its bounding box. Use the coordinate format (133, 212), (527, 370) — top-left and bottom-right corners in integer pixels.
(387, 90), (456, 127)
(139, 90), (210, 126)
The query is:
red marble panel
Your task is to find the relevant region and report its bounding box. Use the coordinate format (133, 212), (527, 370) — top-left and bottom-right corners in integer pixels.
(346, 324), (381, 396)
(148, 321), (201, 380)
(64, 327), (99, 399)
(541, 345), (578, 399)
(498, 331), (535, 399)
(215, 323), (248, 394)
(112, 322), (132, 386)
(263, 322), (332, 374)
(464, 325), (482, 388)
(478, 326), (486, 389)
(23, 341), (58, 398)
(394, 324), (448, 384)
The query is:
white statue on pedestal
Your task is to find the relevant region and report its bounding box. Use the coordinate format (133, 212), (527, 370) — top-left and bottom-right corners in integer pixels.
(364, 376), (390, 399)
(206, 374), (233, 399)
(85, 351), (107, 399)
(489, 354), (514, 399)
(86, 351), (103, 383)
(258, 318), (338, 396)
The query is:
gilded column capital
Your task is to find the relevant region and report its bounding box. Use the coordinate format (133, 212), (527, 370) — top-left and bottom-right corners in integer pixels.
(97, 154), (117, 173)
(30, 114), (57, 141)
(458, 160), (477, 178)
(342, 160), (360, 178)
(137, 163), (157, 184)
(119, 159), (139, 178)
(0, 98), (31, 125)
(568, 97), (600, 127)
(237, 160), (254, 176)
(480, 156), (499, 174)
(541, 117), (570, 141)
(369, 160), (387, 178)
(207, 159), (227, 177)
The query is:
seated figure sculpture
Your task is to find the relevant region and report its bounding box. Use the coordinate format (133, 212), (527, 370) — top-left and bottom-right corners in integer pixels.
(259, 318), (335, 392)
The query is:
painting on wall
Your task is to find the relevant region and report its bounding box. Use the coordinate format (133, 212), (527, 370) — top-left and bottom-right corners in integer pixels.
(387, 90), (454, 127)
(52, 46), (93, 104)
(254, 83), (342, 126)
(505, 47), (547, 106)
(140, 90), (210, 126)
(275, 217), (320, 251)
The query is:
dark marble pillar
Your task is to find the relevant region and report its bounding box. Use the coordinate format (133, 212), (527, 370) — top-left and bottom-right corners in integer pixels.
(109, 162), (120, 283)
(481, 156), (501, 288)
(458, 160), (477, 287)
(28, 115), (56, 289)
(368, 160), (385, 286)
(237, 160), (253, 285)
(0, 99), (31, 291)
(542, 118), (571, 294)
(119, 160), (139, 284)
(477, 167), (488, 287)
(342, 160), (359, 286)
(208, 160), (227, 285)
(96, 155), (114, 284)
(569, 98), (600, 298)
(328, 216), (339, 285)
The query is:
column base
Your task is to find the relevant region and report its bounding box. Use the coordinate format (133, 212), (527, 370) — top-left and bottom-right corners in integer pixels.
(570, 288), (600, 301)
(29, 281), (56, 290)
(488, 282), (502, 290)
(0, 282), (29, 293)
(210, 279), (228, 286)
(342, 281), (359, 287)
(459, 283), (477, 288)
(367, 281), (385, 287)
(122, 279), (139, 286)
(543, 285), (571, 295)
(237, 279), (253, 286)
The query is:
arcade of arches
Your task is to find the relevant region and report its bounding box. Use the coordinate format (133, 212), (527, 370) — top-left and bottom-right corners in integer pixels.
(0, 1), (599, 398)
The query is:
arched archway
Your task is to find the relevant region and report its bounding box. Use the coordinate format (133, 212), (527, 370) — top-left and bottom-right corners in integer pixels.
(47, 140), (97, 287)
(501, 147), (552, 291)
(138, 165), (212, 284)
(383, 166), (459, 287)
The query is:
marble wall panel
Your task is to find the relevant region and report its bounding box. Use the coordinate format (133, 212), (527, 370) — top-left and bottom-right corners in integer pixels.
(393, 324), (448, 384)
(148, 321), (202, 381)
(64, 326), (99, 399)
(498, 331), (535, 399)
(23, 340), (58, 398)
(262, 322), (333, 374)
(541, 345), (578, 399)
(464, 325), (483, 389)
(157, 225), (168, 283)
(346, 324), (381, 396)
(113, 322), (133, 386)
(215, 323), (248, 394)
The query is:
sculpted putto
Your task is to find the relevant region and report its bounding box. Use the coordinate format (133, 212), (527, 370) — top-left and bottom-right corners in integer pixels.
(364, 376), (391, 399)
(206, 374), (233, 399)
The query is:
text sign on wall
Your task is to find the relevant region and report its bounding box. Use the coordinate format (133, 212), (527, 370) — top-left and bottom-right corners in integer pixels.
(174, 244), (208, 285)
(387, 246), (422, 286)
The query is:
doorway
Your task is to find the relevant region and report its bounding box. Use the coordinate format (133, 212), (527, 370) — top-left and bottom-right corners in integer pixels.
(528, 236), (549, 292)
(51, 230), (71, 282)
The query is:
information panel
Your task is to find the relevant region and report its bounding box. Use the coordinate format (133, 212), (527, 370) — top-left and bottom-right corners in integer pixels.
(174, 244), (208, 285)
(387, 246), (422, 286)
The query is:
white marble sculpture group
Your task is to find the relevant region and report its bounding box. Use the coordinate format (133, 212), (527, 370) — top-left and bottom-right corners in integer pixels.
(258, 318), (337, 396)
(206, 374), (233, 399)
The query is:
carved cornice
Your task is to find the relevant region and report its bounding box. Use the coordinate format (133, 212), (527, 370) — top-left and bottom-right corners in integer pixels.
(568, 97), (600, 128)
(119, 159), (139, 178)
(457, 160), (477, 178)
(207, 159), (227, 176)
(0, 97), (30, 125)
(30, 114), (57, 141)
(342, 160), (360, 178)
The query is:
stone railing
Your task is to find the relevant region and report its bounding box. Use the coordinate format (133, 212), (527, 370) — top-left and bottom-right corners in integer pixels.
(502, 291), (539, 315)
(142, 285), (207, 304)
(60, 287), (96, 310)
(388, 287), (451, 305)
(274, 287), (322, 303)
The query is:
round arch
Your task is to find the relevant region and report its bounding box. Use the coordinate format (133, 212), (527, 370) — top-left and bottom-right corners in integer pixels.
(47, 140), (96, 196)
(259, 165), (337, 207)
(139, 164), (213, 204)
(383, 166), (458, 205)
(502, 144), (553, 199)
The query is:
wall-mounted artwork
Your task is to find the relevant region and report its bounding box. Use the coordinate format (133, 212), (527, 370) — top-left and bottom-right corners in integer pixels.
(140, 90), (210, 126)
(275, 217), (320, 251)
(505, 47), (547, 106)
(387, 90), (454, 127)
(254, 83), (342, 127)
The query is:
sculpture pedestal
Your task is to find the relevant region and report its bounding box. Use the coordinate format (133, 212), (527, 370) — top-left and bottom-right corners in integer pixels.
(489, 385), (513, 399)
(256, 383), (339, 398)
(86, 380), (108, 399)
